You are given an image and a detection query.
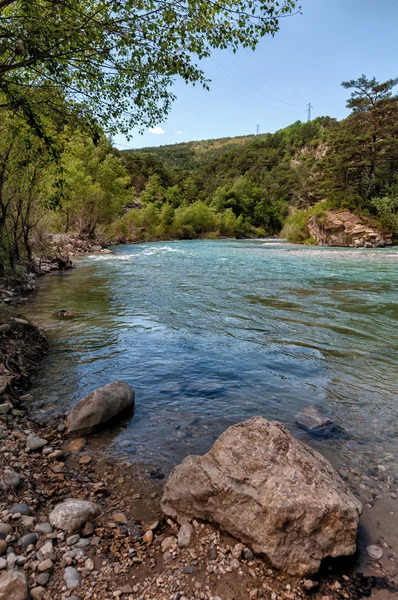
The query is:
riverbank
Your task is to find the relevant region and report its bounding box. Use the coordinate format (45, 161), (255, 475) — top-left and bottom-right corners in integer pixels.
(1, 241), (398, 599)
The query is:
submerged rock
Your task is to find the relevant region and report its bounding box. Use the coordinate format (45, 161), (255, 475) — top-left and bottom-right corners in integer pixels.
(66, 381), (135, 436)
(161, 416), (362, 576)
(295, 406), (347, 439)
(49, 499), (101, 533)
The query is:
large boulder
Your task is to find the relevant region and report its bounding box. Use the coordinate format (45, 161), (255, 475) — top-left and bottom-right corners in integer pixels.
(49, 499), (101, 533)
(66, 381), (135, 436)
(161, 417), (362, 576)
(0, 569), (28, 600)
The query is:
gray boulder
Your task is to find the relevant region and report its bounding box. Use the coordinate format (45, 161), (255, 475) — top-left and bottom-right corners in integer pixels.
(161, 416), (362, 576)
(49, 499), (101, 533)
(66, 381), (135, 436)
(0, 569), (28, 600)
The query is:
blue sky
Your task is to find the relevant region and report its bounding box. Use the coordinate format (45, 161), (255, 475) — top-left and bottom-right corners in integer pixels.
(113, 0), (398, 150)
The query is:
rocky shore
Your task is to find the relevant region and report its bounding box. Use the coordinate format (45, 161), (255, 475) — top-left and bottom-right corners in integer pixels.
(0, 261), (397, 599)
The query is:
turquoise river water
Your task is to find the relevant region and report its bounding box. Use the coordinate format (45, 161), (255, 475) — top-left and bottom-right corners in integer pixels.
(25, 239), (398, 480)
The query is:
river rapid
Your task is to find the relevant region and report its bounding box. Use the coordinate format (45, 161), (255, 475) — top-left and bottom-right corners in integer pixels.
(25, 239), (398, 560)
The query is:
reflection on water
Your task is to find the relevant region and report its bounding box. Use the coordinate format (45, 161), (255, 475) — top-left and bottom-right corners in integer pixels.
(25, 240), (398, 477)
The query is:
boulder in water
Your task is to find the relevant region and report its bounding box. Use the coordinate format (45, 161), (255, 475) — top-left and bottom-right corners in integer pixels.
(161, 416), (362, 576)
(296, 406), (347, 439)
(66, 381), (135, 436)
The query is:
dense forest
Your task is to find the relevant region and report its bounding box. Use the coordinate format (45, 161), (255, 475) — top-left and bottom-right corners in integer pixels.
(1, 75), (398, 274)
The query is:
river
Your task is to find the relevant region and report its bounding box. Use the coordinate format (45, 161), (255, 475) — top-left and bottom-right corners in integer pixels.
(25, 239), (398, 566)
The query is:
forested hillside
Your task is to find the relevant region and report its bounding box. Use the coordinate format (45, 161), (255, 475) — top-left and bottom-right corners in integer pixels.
(113, 75), (398, 244)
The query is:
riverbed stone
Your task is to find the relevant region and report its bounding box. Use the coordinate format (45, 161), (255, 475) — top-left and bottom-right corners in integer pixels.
(9, 504), (31, 516)
(0, 524), (12, 537)
(34, 523), (53, 535)
(19, 533), (38, 549)
(64, 566), (80, 589)
(0, 569), (28, 600)
(0, 542), (6, 557)
(0, 467), (20, 492)
(49, 499), (101, 533)
(161, 416), (362, 576)
(26, 433), (48, 451)
(66, 381), (135, 436)
(366, 544), (383, 559)
(178, 523), (193, 548)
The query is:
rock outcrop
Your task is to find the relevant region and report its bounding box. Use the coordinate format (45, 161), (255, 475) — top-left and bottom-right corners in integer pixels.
(161, 417), (362, 576)
(66, 381), (135, 436)
(307, 211), (392, 247)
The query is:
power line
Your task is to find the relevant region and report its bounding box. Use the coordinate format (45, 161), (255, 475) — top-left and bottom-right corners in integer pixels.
(208, 57), (300, 108)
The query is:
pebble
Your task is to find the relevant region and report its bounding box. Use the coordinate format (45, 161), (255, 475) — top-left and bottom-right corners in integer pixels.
(79, 455), (92, 465)
(231, 558), (240, 569)
(57, 423), (66, 432)
(0, 558), (6, 570)
(20, 532), (38, 549)
(161, 536), (177, 553)
(38, 558), (53, 571)
(112, 512), (128, 524)
(303, 579), (319, 591)
(180, 565), (198, 574)
(64, 566), (80, 589)
(6, 552), (17, 568)
(67, 438), (86, 452)
(143, 530), (153, 544)
(39, 541), (54, 558)
(178, 523), (193, 548)
(26, 433), (48, 451)
(35, 523), (53, 535)
(76, 537), (90, 548)
(66, 534), (80, 546)
(85, 558), (94, 571)
(366, 544), (383, 559)
(242, 547), (254, 560)
(31, 587), (46, 599)
(0, 523), (12, 536)
(48, 449), (64, 461)
(37, 572), (50, 586)
(132, 493), (141, 500)
(0, 541), (6, 556)
(232, 543), (243, 559)
(9, 503), (31, 515)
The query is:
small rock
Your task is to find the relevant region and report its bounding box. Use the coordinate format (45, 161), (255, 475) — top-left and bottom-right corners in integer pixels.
(81, 522), (94, 536)
(161, 536), (177, 553)
(0, 524), (12, 537)
(180, 565), (198, 574)
(232, 543), (243, 559)
(6, 553), (17, 569)
(132, 493), (141, 500)
(38, 559), (53, 572)
(26, 433), (48, 451)
(147, 521), (159, 531)
(242, 547), (254, 560)
(30, 587), (46, 600)
(39, 541), (54, 558)
(66, 535), (80, 546)
(231, 558), (240, 569)
(49, 499), (101, 533)
(64, 566), (80, 589)
(37, 572), (50, 586)
(143, 530), (153, 544)
(366, 545), (383, 560)
(47, 450), (63, 461)
(0, 559), (5, 570)
(112, 513), (127, 524)
(79, 455), (91, 465)
(0, 569), (28, 599)
(0, 542), (6, 557)
(178, 523), (193, 548)
(19, 533), (38, 549)
(9, 504), (31, 516)
(57, 423), (66, 432)
(0, 467), (20, 492)
(121, 584), (133, 594)
(75, 538), (90, 548)
(303, 580), (319, 591)
(85, 558), (94, 571)
(34, 523), (53, 535)
(20, 516), (34, 528)
(67, 438), (86, 452)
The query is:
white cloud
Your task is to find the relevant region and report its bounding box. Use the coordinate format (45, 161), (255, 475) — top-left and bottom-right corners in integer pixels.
(176, 130), (187, 135)
(148, 126), (165, 135)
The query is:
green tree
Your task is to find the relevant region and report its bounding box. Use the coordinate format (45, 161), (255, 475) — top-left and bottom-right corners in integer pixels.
(0, 1), (299, 135)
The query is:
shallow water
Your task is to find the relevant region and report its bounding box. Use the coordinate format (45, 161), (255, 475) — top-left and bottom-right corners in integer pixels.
(25, 239), (398, 474)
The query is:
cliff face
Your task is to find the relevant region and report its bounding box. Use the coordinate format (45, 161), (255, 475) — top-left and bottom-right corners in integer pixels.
(307, 211), (393, 248)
